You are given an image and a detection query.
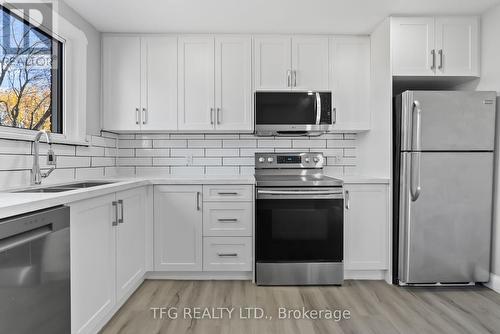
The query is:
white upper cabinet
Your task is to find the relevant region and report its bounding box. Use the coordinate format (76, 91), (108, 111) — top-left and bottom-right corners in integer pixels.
(330, 36), (371, 131)
(391, 16), (479, 77)
(391, 17), (436, 76)
(253, 36), (291, 90)
(435, 17), (479, 76)
(102, 36), (142, 131)
(102, 35), (178, 131)
(214, 36), (253, 131)
(254, 36), (329, 91)
(291, 36), (329, 90)
(142, 36), (178, 130)
(178, 37), (215, 131)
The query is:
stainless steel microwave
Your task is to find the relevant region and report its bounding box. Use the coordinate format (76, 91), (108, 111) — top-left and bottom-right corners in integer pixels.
(255, 91), (334, 136)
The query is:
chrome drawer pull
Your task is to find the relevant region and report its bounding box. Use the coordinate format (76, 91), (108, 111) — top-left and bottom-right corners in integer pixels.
(217, 253), (238, 257)
(217, 192), (238, 195)
(217, 218), (238, 223)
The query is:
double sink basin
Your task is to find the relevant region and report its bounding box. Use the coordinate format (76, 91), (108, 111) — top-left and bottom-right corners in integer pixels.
(14, 181), (116, 193)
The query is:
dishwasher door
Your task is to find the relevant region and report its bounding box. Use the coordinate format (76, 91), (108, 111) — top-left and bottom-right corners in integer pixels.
(0, 206), (70, 334)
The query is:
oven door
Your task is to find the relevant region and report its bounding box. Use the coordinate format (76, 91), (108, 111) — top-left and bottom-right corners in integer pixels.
(256, 187), (343, 262)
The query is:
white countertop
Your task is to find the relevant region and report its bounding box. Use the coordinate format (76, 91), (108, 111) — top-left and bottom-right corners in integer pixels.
(0, 176), (255, 220)
(0, 174), (389, 220)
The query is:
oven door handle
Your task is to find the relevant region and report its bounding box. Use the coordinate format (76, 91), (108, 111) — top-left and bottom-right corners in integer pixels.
(257, 189), (343, 199)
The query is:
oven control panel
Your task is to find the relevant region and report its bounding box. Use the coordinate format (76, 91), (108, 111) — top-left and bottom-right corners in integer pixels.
(255, 152), (324, 169)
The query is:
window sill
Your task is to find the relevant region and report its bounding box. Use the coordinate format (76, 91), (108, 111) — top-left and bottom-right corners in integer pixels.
(0, 129), (89, 146)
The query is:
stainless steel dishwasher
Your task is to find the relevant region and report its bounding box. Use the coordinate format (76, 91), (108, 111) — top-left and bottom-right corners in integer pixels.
(0, 206), (70, 334)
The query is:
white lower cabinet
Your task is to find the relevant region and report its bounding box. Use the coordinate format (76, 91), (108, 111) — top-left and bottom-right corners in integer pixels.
(70, 187), (147, 334)
(343, 183), (390, 271)
(154, 185), (203, 271)
(203, 237), (252, 271)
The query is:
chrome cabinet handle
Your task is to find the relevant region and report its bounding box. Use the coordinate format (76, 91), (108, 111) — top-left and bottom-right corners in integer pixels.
(332, 108), (337, 124)
(142, 108), (147, 125)
(216, 107), (221, 125)
(196, 192), (201, 211)
(293, 70), (297, 87)
(438, 49), (443, 70)
(118, 199), (124, 224)
(287, 70), (291, 87)
(345, 190), (350, 210)
(112, 201), (118, 226)
(431, 50), (436, 70)
(135, 108), (140, 125)
(410, 101), (422, 201)
(217, 218), (238, 223)
(210, 108), (214, 125)
(217, 253), (238, 257)
(217, 192), (238, 195)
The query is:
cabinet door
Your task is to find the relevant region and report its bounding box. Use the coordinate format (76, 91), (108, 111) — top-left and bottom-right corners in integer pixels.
(344, 184), (389, 270)
(253, 36), (291, 90)
(142, 36), (178, 130)
(391, 17), (436, 76)
(178, 37), (215, 131)
(115, 187), (147, 302)
(330, 36), (371, 131)
(435, 17), (479, 76)
(215, 36), (253, 131)
(154, 185), (203, 271)
(70, 194), (116, 334)
(102, 36), (141, 131)
(291, 36), (329, 90)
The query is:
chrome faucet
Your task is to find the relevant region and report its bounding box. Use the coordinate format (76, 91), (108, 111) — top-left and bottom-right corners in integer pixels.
(31, 130), (57, 185)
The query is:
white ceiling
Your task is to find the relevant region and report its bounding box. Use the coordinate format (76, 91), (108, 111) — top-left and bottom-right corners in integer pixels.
(63, 0), (500, 34)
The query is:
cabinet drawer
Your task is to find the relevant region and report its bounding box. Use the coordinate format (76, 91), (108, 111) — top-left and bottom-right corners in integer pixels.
(203, 237), (252, 271)
(203, 185), (253, 202)
(203, 202), (252, 237)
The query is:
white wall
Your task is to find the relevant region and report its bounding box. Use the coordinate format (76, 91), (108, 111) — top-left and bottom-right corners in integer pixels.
(356, 18), (392, 178)
(58, 1), (101, 135)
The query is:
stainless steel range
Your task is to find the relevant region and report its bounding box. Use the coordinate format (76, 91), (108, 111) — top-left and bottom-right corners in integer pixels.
(254, 152), (344, 285)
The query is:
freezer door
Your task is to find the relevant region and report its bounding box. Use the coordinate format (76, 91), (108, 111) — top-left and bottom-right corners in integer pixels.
(401, 91), (496, 151)
(399, 152), (493, 284)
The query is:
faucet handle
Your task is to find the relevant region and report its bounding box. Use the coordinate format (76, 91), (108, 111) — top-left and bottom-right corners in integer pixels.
(47, 146), (57, 166)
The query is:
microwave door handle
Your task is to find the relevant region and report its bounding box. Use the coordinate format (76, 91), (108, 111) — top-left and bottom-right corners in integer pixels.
(315, 92), (321, 125)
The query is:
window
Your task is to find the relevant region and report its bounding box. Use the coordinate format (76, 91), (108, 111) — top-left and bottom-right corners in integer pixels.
(0, 5), (62, 133)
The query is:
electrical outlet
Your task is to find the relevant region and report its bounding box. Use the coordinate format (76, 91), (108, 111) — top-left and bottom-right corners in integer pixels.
(47, 147), (57, 166)
(186, 154), (193, 166)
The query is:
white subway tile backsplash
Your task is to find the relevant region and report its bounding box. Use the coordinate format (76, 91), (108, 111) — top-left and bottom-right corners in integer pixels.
(136, 148), (170, 157)
(258, 139), (292, 148)
(76, 146), (105, 157)
(170, 166), (204, 176)
(76, 167), (105, 180)
(91, 135), (116, 148)
(205, 134), (240, 139)
(170, 134), (204, 139)
(239, 148), (271, 156)
(117, 157), (152, 166)
(119, 139), (153, 149)
(91, 157), (115, 167)
(0, 139), (31, 154)
(153, 139), (187, 148)
(0, 155), (33, 170)
(118, 148), (135, 157)
(39, 143), (76, 156)
(135, 134), (170, 140)
(205, 166), (239, 176)
(56, 156), (91, 168)
(292, 139), (326, 148)
(223, 139), (256, 148)
(170, 148), (204, 157)
(136, 167), (171, 177)
(239, 166), (255, 176)
(192, 157), (222, 166)
(153, 157), (188, 166)
(223, 157), (254, 166)
(188, 139), (222, 148)
(0, 170), (30, 189)
(112, 167), (136, 177)
(205, 148), (239, 157)
(324, 166), (344, 177)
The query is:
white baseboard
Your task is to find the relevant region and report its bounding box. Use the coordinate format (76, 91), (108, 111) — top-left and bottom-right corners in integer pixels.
(485, 272), (500, 294)
(146, 271), (253, 280)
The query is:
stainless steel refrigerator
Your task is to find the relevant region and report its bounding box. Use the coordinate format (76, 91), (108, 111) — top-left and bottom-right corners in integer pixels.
(393, 91), (497, 285)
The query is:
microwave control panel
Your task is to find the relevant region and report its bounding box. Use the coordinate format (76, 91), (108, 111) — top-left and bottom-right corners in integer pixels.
(255, 153), (324, 169)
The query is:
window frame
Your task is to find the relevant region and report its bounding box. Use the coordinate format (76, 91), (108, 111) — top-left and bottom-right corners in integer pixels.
(0, 2), (88, 146)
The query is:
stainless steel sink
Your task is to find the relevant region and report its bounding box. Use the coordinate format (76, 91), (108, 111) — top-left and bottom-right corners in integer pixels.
(13, 181), (116, 193)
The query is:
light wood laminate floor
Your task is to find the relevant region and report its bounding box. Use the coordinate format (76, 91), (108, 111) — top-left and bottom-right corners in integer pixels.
(101, 280), (500, 334)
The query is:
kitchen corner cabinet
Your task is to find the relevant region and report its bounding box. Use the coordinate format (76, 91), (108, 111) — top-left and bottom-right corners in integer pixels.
(330, 36), (371, 131)
(343, 183), (389, 271)
(102, 35), (178, 131)
(178, 36), (253, 132)
(154, 185), (203, 271)
(391, 16), (479, 77)
(253, 36), (329, 91)
(70, 187), (147, 334)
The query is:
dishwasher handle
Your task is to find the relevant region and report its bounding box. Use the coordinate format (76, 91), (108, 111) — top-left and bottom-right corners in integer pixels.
(0, 226), (52, 253)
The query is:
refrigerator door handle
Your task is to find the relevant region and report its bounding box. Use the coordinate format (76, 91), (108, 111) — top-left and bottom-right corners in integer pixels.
(410, 101), (422, 201)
